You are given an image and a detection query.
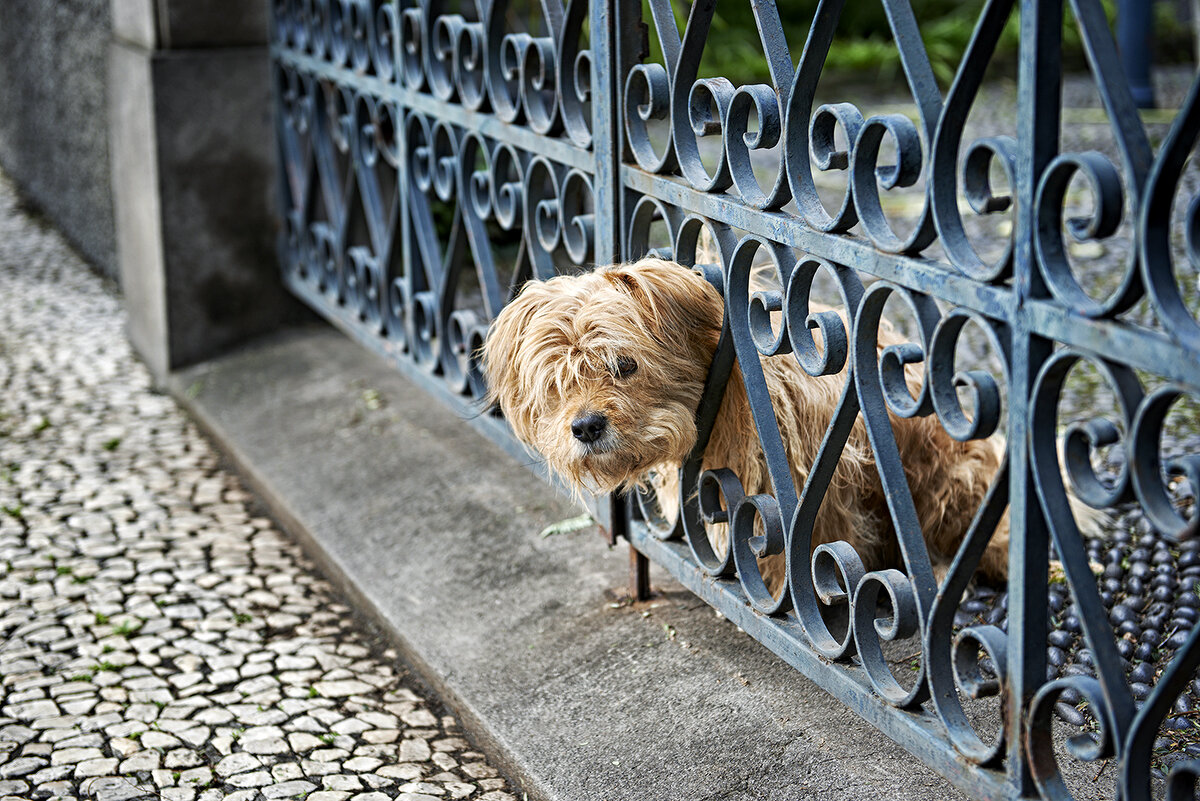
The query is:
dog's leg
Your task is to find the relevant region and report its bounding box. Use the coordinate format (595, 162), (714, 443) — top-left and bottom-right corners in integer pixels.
(976, 516), (1011, 584)
(647, 466), (681, 533)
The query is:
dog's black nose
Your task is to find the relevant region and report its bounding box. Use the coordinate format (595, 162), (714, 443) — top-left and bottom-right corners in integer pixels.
(571, 412), (608, 444)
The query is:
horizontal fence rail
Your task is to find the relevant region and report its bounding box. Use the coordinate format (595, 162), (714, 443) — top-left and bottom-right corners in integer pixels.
(269, 0), (1200, 797)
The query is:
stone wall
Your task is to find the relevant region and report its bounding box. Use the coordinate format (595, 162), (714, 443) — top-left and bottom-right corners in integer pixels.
(0, 0), (117, 281)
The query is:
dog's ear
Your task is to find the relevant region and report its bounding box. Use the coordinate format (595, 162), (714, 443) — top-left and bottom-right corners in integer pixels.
(481, 282), (544, 408)
(602, 270), (643, 297)
(601, 259), (724, 348)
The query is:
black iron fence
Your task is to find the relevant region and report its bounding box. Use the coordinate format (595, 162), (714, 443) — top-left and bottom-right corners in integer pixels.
(270, 0), (1200, 796)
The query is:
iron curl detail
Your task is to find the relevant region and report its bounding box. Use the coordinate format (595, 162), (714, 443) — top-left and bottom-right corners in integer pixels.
(927, 311), (1008, 443)
(624, 63), (674, 173)
(783, 0), (861, 234)
(1030, 352), (1141, 773)
(852, 569), (927, 708)
(731, 492), (790, 614)
(782, 258), (868, 659)
(370, 1), (398, 81)
(851, 114), (935, 255)
(557, 0), (593, 149)
(928, 0), (1016, 280)
(1027, 676), (1118, 801)
(1035, 151), (1141, 318)
(1130, 386), (1200, 539)
(1141, 70), (1200, 351)
(725, 84), (788, 210)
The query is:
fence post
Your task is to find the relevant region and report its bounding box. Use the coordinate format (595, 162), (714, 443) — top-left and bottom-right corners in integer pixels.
(109, 0), (304, 380)
(1008, 0), (1061, 793)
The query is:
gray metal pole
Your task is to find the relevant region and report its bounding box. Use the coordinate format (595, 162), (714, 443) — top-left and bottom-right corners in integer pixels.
(1118, 0), (1156, 108)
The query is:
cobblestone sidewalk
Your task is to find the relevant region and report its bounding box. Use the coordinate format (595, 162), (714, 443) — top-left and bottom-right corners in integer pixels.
(0, 172), (519, 801)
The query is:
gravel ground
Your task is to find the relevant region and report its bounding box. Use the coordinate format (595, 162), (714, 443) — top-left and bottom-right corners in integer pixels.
(0, 172), (519, 801)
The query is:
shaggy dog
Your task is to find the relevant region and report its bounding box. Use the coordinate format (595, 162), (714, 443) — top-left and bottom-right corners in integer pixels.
(481, 257), (1010, 592)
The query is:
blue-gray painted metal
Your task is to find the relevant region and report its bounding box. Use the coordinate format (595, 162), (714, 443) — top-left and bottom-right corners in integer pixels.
(1117, 0), (1156, 109)
(269, 0), (1200, 797)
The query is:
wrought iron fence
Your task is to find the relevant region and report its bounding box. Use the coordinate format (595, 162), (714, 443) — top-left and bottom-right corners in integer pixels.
(269, 0), (1200, 797)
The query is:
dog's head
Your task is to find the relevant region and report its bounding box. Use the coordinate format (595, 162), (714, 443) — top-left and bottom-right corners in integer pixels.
(482, 258), (724, 494)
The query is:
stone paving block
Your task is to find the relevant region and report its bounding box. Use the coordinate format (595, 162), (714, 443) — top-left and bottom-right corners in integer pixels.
(238, 736), (288, 755)
(137, 732), (179, 749)
(377, 764), (425, 780)
(261, 779), (318, 799)
(225, 769), (273, 788)
(36, 779), (76, 797)
(160, 788), (194, 801)
(81, 776), (146, 801)
(398, 739), (432, 762)
(0, 757), (47, 778)
(344, 756), (383, 773)
(176, 766), (211, 787)
(73, 759), (119, 779)
(213, 752), (260, 777)
(314, 680), (374, 698)
(51, 748), (105, 766)
(118, 751), (159, 773)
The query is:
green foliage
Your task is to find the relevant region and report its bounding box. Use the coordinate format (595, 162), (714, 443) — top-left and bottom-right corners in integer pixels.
(637, 0), (1174, 90)
(113, 619), (143, 636)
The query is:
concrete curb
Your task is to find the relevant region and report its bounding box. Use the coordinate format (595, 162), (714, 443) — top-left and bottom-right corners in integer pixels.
(167, 323), (962, 801)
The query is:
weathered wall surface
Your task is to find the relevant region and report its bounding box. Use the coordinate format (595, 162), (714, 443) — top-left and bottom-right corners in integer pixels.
(0, 0), (117, 280)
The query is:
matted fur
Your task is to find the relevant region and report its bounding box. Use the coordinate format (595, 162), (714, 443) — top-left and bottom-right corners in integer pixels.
(482, 258), (1010, 591)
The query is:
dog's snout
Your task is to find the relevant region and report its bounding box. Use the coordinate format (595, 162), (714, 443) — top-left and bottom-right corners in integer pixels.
(571, 412), (608, 444)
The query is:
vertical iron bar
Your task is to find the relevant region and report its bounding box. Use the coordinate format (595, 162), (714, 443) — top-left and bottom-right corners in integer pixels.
(1008, 0), (1061, 794)
(398, 0), (416, 356)
(630, 544), (652, 601)
(613, 0), (646, 261)
(593, 0), (627, 572)
(591, 0), (621, 267)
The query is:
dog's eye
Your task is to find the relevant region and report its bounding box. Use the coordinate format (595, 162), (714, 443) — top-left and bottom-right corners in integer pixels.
(614, 357), (638, 379)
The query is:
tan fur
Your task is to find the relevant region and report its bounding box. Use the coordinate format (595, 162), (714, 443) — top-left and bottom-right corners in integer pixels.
(482, 258), (1011, 592)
